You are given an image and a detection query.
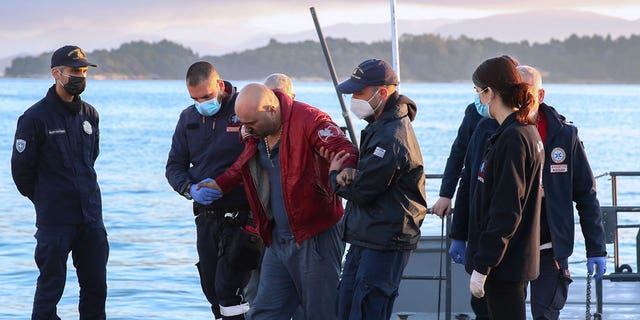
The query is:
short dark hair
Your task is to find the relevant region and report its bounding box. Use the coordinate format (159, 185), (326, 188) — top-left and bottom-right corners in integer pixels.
(472, 56), (536, 125)
(186, 61), (219, 87)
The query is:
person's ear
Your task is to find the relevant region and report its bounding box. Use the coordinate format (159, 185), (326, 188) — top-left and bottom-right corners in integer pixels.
(217, 79), (225, 94)
(485, 87), (495, 102)
(375, 86), (387, 99)
(538, 89), (545, 104)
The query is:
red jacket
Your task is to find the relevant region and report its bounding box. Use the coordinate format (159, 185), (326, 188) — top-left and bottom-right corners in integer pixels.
(216, 90), (358, 245)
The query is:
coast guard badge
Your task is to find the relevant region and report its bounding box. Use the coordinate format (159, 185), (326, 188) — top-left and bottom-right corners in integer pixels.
(15, 139), (26, 153)
(82, 121), (93, 135)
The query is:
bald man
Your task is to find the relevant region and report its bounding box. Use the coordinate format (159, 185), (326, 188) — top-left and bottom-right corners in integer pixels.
(238, 73), (304, 320)
(517, 65), (606, 320)
(264, 73), (295, 99)
(200, 83), (358, 319)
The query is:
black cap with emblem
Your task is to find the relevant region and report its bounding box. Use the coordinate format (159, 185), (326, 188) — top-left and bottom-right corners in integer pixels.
(50, 45), (97, 68)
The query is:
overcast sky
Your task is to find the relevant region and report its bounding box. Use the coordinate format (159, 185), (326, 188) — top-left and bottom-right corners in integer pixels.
(2, 0), (640, 58)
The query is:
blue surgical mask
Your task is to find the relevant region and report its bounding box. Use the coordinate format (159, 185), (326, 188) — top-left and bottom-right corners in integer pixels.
(474, 95), (491, 118)
(194, 97), (221, 116)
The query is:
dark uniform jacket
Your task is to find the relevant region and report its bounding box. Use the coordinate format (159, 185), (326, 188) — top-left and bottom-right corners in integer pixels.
(165, 81), (249, 211)
(332, 92), (427, 251)
(465, 113), (544, 281)
(439, 103), (483, 198)
(11, 85), (102, 226)
(452, 105), (607, 261)
(450, 118), (499, 241)
(538, 104), (606, 259)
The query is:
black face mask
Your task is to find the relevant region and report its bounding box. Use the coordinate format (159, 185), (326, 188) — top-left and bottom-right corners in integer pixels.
(60, 73), (87, 96)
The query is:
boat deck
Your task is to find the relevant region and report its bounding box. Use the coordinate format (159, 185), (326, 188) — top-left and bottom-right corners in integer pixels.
(392, 278), (640, 319)
(393, 235), (640, 320)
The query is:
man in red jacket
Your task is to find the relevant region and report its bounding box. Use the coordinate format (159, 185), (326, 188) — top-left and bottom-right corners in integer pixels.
(199, 83), (358, 319)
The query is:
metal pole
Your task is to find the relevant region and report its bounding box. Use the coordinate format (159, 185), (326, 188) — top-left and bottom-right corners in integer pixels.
(390, 0), (401, 83)
(309, 7), (359, 148)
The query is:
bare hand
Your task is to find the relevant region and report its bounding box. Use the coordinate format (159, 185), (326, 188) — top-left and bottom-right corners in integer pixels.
(431, 197), (452, 218)
(197, 179), (221, 191)
(318, 146), (335, 162)
(329, 150), (350, 172)
(336, 168), (357, 186)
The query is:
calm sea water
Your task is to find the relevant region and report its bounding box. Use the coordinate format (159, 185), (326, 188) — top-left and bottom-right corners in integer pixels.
(1, 79), (639, 319)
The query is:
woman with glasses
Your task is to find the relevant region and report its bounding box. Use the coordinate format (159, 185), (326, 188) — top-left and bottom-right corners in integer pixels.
(464, 56), (544, 320)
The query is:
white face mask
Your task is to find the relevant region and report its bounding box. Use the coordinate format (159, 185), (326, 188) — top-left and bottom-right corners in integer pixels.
(350, 89), (381, 119)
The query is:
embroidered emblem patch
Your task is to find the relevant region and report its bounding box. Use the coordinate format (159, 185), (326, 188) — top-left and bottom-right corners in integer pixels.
(551, 147), (566, 163)
(317, 124), (342, 142)
(373, 146), (386, 158)
(82, 121), (93, 135)
(15, 139), (26, 153)
(228, 113), (240, 124)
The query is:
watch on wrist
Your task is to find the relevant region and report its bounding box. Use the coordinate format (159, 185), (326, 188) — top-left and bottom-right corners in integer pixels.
(182, 183), (193, 200)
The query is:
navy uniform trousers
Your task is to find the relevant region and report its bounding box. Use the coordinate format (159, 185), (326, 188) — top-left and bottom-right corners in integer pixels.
(196, 212), (253, 319)
(32, 224), (109, 320)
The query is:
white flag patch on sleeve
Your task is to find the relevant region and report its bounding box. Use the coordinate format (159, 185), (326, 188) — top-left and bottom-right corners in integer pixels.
(373, 146), (386, 158)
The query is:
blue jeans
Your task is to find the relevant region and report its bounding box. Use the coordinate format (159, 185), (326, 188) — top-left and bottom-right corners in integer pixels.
(32, 224), (109, 320)
(337, 245), (411, 320)
(530, 251), (571, 320)
(248, 224), (343, 320)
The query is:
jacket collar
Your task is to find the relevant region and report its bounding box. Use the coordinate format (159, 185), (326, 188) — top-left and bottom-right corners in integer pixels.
(539, 103), (566, 140)
(46, 85), (82, 116)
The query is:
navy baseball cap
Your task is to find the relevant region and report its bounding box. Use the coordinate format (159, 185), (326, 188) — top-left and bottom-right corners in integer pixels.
(50, 45), (97, 68)
(336, 59), (398, 94)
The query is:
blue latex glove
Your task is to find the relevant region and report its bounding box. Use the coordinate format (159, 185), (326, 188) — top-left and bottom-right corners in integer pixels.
(587, 256), (607, 280)
(448, 240), (466, 264)
(190, 178), (223, 205)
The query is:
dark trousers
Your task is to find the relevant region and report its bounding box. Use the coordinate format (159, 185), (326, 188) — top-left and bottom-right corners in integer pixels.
(470, 295), (490, 320)
(484, 277), (527, 320)
(32, 224), (109, 320)
(196, 213), (253, 319)
(529, 251), (571, 320)
(337, 245), (411, 320)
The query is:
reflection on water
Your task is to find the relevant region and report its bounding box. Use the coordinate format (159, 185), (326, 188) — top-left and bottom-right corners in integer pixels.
(1, 79), (639, 318)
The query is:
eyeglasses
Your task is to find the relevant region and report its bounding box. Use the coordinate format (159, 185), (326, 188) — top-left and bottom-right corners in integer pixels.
(474, 86), (488, 94)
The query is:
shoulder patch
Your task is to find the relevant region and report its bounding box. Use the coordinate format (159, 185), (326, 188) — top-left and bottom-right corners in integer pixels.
(15, 139), (26, 153)
(317, 124), (342, 142)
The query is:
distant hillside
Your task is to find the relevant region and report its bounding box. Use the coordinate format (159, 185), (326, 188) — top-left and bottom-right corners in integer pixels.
(5, 34), (640, 83)
(4, 40), (198, 79)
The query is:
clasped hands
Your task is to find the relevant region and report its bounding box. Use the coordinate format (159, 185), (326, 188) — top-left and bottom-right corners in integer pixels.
(191, 178), (223, 205)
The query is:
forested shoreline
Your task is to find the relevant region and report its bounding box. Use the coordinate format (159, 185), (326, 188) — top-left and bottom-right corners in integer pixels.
(5, 34), (639, 83)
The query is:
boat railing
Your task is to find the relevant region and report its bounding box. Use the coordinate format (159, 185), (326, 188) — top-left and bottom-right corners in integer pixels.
(597, 171), (640, 314)
(401, 172), (640, 319)
(399, 174), (454, 320)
